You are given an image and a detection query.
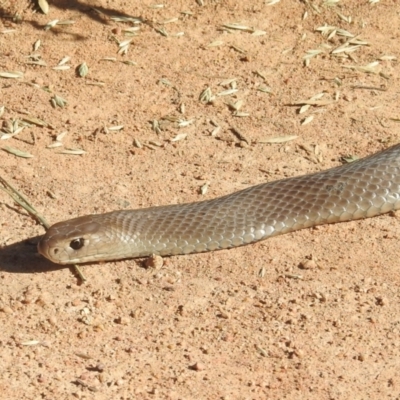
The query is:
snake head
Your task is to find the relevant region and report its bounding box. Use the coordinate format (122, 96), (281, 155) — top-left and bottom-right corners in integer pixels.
(37, 215), (109, 264)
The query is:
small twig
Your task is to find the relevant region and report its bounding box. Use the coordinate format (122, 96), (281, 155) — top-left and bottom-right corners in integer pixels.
(0, 176), (49, 228)
(0, 176), (87, 282)
(230, 126), (250, 144)
(351, 85), (387, 91)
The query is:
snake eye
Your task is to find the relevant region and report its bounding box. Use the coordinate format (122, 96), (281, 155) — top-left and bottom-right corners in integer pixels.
(70, 238), (85, 250)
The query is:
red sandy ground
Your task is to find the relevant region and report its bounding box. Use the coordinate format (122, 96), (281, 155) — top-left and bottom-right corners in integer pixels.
(1, 0), (400, 399)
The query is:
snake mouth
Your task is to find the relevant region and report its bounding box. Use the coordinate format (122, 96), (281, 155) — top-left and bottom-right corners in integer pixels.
(37, 237), (66, 265)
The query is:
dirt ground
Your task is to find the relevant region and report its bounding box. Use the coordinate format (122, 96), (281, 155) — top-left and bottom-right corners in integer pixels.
(1, 0), (400, 399)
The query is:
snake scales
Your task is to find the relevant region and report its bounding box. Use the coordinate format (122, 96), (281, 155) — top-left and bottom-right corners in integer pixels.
(38, 143), (400, 264)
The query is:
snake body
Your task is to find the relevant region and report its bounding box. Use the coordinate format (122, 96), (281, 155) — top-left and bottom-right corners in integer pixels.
(38, 144), (400, 265)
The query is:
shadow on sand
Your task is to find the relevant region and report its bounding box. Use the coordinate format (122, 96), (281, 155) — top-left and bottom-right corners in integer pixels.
(1, 234), (67, 274)
(0, 0), (143, 34)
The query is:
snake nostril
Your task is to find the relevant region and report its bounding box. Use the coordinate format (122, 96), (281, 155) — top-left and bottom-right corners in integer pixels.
(70, 238), (85, 250)
(53, 248), (59, 255)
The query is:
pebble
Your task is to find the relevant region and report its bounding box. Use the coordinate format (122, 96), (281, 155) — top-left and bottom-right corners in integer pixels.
(299, 259), (317, 270)
(190, 362), (205, 371)
(145, 255), (164, 269)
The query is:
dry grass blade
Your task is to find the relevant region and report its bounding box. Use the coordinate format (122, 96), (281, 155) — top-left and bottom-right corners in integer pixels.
(208, 40), (224, 47)
(107, 125), (124, 131)
(217, 89), (238, 96)
(44, 19), (59, 30)
(2, 146), (34, 158)
(56, 131), (68, 141)
(336, 12), (352, 23)
(58, 56), (70, 66)
(252, 30), (266, 36)
(53, 65), (70, 71)
(299, 104), (310, 114)
(118, 44), (130, 55)
(155, 27), (168, 37)
(343, 61), (380, 74)
(121, 60), (137, 66)
(0, 71), (24, 79)
(291, 99), (335, 106)
(119, 38), (133, 47)
(160, 18), (179, 24)
(1, 131), (22, 140)
(22, 116), (48, 127)
(86, 81), (105, 87)
(170, 133), (188, 142)
(38, 0), (49, 14)
(26, 59), (47, 67)
(0, 176), (48, 228)
(110, 16), (143, 23)
(78, 62), (89, 77)
(303, 49), (324, 60)
(233, 111), (250, 117)
(33, 39), (41, 51)
(178, 119), (194, 127)
(259, 135), (298, 144)
(51, 94), (68, 108)
(123, 27), (140, 33)
(258, 86), (273, 94)
(379, 55), (396, 61)
(59, 148), (86, 155)
(57, 20), (75, 26)
(341, 154), (359, 163)
(332, 44), (361, 54)
(222, 23), (254, 33)
(200, 182), (209, 195)
(301, 115), (314, 125)
(199, 87), (214, 103)
(46, 141), (63, 149)
(316, 25), (354, 38)
(324, 0), (340, 6)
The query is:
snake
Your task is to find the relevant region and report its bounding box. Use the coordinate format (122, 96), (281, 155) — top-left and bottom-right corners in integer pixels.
(37, 143), (400, 265)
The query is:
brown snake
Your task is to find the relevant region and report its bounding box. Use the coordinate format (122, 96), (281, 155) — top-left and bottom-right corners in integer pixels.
(38, 143), (400, 265)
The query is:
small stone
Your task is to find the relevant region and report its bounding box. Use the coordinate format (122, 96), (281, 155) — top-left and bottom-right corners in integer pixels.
(79, 372), (91, 381)
(376, 296), (387, 306)
(299, 259), (317, 270)
(357, 353), (365, 361)
(190, 362), (205, 371)
(0, 305), (13, 314)
(116, 316), (130, 325)
(218, 310), (230, 319)
(37, 292), (53, 306)
(72, 298), (82, 307)
(145, 255), (164, 269)
(95, 363), (105, 372)
(295, 349), (304, 358)
(22, 288), (38, 304)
